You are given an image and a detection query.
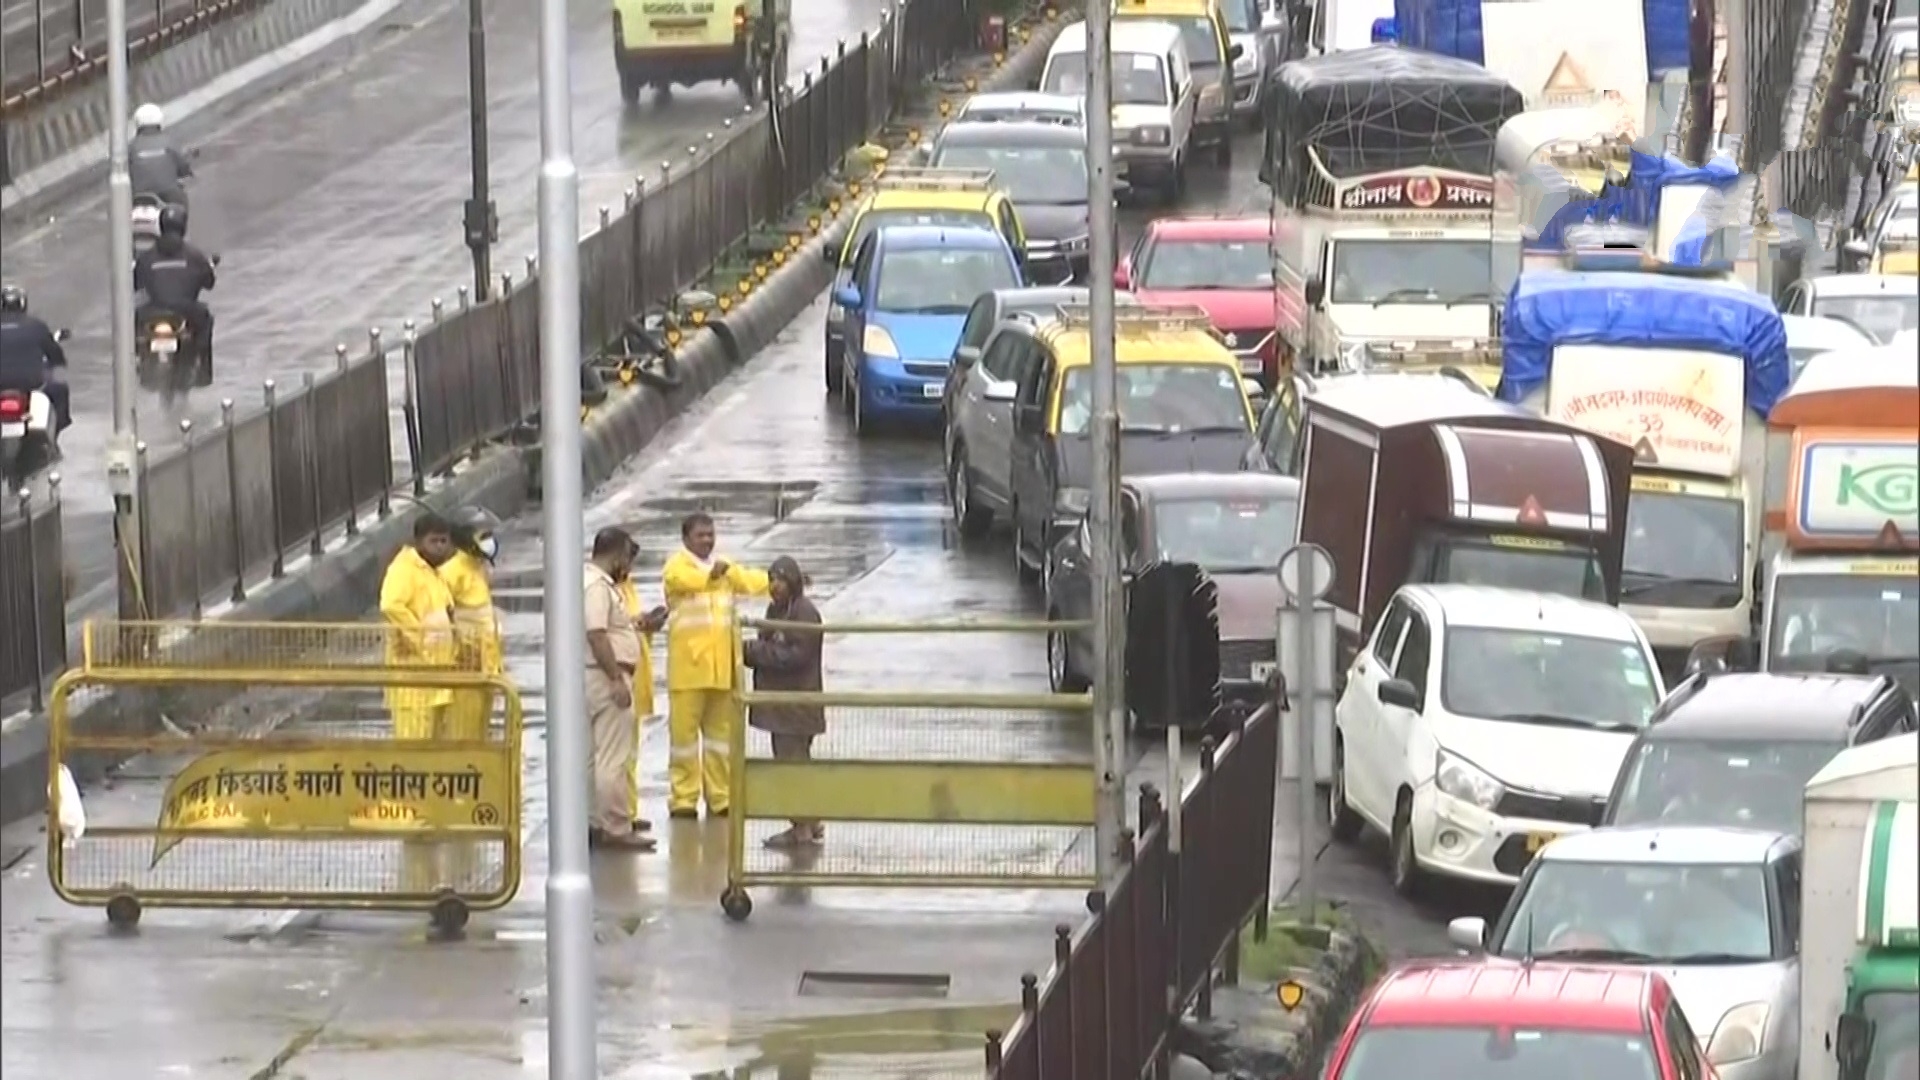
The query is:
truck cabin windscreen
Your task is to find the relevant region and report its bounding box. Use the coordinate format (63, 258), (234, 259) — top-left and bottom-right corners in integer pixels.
(1326, 235), (1497, 307)
(1412, 529), (1607, 599)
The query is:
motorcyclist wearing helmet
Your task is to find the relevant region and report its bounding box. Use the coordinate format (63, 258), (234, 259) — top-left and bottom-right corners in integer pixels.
(0, 285), (72, 433)
(133, 205), (218, 375)
(128, 103), (194, 210)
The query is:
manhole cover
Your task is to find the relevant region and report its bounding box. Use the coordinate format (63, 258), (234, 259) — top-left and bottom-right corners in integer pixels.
(796, 970), (951, 1000)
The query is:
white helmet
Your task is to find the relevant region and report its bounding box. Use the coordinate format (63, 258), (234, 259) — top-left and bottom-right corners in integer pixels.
(133, 103), (165, 130)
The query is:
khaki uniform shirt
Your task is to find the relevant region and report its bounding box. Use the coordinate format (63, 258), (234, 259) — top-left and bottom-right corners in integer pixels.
(584, 563), (643, 670)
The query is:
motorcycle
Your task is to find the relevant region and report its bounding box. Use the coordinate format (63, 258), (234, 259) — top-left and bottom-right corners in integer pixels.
(0, 329), (70, 493)
(131, 194), (164, 255)
(137, 309), (204, 403)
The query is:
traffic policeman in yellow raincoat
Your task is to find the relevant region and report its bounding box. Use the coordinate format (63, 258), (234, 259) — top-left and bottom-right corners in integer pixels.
(662, 510), (768, 818)
(441, 508), (505, 739)
(617, 536), (668, 832)
(377, 513), (459, 894)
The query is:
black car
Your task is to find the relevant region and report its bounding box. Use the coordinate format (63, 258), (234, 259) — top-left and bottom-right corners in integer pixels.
(1044, 473), (1300, 696)
(1602, 671), (1916, 834)
(928, 121), (1109, 284)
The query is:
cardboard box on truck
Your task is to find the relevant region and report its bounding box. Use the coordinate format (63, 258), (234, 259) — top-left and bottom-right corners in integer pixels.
(1799, 733), (1919, 1080)
(1295, 373), (1633, 662)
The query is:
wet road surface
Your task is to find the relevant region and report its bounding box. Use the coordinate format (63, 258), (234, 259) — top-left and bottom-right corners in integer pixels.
(1, 0), (884, 605)
(1, 131), (1488, 1077)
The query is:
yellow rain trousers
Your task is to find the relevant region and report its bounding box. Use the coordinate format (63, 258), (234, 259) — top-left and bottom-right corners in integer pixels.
(662, 551), (768, 813)
(378, 545), (457, 894)
(617, 577), (657, 821)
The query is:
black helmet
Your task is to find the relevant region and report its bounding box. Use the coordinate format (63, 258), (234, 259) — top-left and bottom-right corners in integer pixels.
(449, 506), (502, 559)
(0, 284), (25, 313)
(158, 205), (189, 238)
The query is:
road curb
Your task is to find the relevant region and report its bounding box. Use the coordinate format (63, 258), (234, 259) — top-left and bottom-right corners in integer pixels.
(2, 0), (414, 219)
(1175, 928), (1379, 1077)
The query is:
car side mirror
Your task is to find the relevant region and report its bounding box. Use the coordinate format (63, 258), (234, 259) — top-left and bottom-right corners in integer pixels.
(1684, 634), (1759, 679)
(1114, 263), (1132, 289)
(821, 244), (841, 266)
(1446, 917), (1487, 952)
(983, 381), (1018, 404)
(1303, 275), (1326, 306)
(832, 285), (862, 309)
(1841, 240), (1873, 272)
(1836, 1013), (1874, 1072)
(954, 345), (982, 369)
(1228, 42), (1245, 60)
(1376, 677), (1420, 710)
(54, 328), (72, 342)
(1113, 176), (1132, 196)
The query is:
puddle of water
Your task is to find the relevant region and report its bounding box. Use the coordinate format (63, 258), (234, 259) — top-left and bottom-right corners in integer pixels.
(728, 1001), (1018, 1073)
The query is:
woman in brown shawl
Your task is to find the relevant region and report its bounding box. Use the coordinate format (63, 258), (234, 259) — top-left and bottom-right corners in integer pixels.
(743, 556), (824, 848)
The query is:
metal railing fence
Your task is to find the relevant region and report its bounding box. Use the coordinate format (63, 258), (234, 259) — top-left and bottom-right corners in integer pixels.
(986, 705), (1282, 1079)
(94, 0), (974, 624)
(0, 484), (68, 710)
(1, 0), (264, 107)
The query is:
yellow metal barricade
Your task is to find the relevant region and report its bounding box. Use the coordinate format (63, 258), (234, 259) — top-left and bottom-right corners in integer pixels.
(720, 618), (1095, 921)
(47, 621), (523, 932)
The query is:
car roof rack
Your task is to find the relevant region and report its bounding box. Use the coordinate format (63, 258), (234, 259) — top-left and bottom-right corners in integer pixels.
(874, 167), (997, 192)
(1052, 302), (1216, 333)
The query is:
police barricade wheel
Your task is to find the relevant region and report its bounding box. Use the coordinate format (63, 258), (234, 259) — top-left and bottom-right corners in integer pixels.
(720, 886), (753, 923)
(431, 889), (470, 937)
(106, 893), (142, 930)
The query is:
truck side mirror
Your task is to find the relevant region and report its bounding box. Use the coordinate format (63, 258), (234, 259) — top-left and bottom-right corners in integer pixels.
(1835, 1013), (1874, 1074)
(1303, 275), (1325, 306)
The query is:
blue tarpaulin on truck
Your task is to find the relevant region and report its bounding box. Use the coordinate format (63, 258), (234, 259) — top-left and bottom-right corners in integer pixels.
(1392, 0), (1485, 64)
(1499, 270), (1792, 418)
(1532, 149), (1741, 251)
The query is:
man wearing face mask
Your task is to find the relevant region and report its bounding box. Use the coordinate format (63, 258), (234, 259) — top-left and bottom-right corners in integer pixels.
(584, 527), (657, 851)
(442, 508), (505, 740)
(380, 514), (460, 741)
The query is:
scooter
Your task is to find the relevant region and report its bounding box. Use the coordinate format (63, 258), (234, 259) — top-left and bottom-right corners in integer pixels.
(136, 309), (203, 404)
(131, 194), (164, 255)
(0, 328), (71, 492)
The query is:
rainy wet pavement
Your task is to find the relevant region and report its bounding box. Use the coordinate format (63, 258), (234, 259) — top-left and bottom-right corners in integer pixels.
(0, 0), (886, 605)
(0, 131), (1479, 1077)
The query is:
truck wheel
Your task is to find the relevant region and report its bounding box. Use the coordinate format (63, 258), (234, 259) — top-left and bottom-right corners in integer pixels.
(619, 66), (642, 104)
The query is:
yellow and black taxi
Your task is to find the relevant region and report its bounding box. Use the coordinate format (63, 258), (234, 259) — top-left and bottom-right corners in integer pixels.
(996, 303), (1259, 580)
(1113, 0), (1240, 160)
(611, 0), (789, 104)
(821, 167), (1028, 393)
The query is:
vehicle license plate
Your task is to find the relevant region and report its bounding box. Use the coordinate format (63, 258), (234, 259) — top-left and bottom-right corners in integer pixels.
(1, 422), (25, 438)
(1239, 356), (1263, 374)
(922, 383), (944, 398)
(1524, 831), (1559, 854)
(1250, 661), (1276, 680)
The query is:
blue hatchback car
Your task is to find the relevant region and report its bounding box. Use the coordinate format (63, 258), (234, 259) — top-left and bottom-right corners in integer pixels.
(834, 224), (1024, 435)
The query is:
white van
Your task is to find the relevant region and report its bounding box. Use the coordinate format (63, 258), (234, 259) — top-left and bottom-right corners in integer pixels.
(1040, 19), (1196, 201)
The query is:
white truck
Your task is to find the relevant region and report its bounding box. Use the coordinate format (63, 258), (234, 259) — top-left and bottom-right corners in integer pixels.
(1498, 269), (1789, 681)
(1262, 47), (1525, 389)
(1800, 733), (1920, 1080)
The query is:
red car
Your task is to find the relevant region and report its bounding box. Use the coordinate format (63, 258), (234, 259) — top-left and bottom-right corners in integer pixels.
(1116, 215), (1283, 387)
(1322, 959), (1720, 1080)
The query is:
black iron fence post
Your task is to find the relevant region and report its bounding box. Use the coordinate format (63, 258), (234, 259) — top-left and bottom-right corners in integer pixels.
(221, 398), (246, 603)
(334, 344), (360, 538)
(179, 418), (204, 620)
(263, 379), (287, 577)
(400, 321), (426, 496)
(369, 327), (392, 517)
(18, 487), (46, 714)
(302, 371), (324, 557)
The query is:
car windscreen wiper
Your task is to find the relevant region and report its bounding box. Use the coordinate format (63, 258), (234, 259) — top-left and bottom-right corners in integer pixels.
(1620, 575), (1741, 597)
(1665, 952), (1771, 965)
(1443, 292), (1497, 307)
(1492, 713), (1639, 733)
(1522, 947), (1660, 963)
(1373, 288), (1438, 306)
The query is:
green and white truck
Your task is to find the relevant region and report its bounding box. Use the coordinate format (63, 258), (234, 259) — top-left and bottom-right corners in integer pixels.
(1800, 732), (1920, 1080)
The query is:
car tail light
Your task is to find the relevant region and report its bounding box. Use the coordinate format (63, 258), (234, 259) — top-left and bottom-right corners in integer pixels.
(0, 394), (26, 418)
(152, 322), (175, 338)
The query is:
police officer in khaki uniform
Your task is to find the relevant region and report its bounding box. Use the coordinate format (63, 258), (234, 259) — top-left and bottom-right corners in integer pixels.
(583, 527), (656, 851)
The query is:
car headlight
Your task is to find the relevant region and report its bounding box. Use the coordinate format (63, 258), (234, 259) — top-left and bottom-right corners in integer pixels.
(1707, 1002), (1770, 1065)
(1055, 486), (1090, 517)
(1133, 126), (1170, 146)
(1434, 750), (1505, 811)
(861, 324), (899, 359)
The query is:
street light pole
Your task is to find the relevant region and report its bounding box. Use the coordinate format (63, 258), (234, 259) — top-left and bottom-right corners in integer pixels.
(464, 0), (497, 300)
(1084, 0), (1127, 885)
(534, 0), (594, 1068)
(105, 0), (141, 615)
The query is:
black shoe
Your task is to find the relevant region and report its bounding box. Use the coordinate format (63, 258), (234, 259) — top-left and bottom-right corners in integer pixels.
(668, 807), (699, 820)
(708, 806), (729, 819)
(631, 818), (654, 832)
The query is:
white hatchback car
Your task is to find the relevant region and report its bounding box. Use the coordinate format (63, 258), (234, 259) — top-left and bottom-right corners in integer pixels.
(1329, 584), (1666, 896)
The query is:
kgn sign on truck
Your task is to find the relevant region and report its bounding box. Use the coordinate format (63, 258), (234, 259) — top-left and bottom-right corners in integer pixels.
(1797, 440), (1920, 543)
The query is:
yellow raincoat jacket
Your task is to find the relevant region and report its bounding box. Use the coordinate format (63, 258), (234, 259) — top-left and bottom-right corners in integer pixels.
(662, 550), (769, 691)
(378, 545), (456, 736)
(616, 578), (658, 717)
(439, 549), (502, 741)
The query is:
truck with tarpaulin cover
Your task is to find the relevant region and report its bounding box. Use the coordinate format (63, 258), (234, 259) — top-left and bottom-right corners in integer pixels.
(1291, 371), (1633, 668)
(1731, 345), (1920, 696)
(1799, 733), (1920, 1080)
(1391, 0), (1651, 128)
(1260, 46), (1525, 389)
(1498, 269), (1791, 681)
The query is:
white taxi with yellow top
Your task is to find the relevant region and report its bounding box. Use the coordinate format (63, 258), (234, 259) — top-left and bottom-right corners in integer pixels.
(1329, 583), (1665, 896)
(1112, 0), (1239, 158)
(820, 167), (1029, 393)
(1040, 19), (1198, 201)
(610, 0), (789, 104)
(997, 302), (1261, 576)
